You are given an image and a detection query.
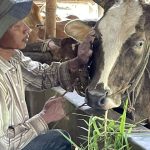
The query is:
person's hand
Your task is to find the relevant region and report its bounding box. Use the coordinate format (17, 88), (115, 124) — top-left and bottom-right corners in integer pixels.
(68, 30), (95, 72)
(39, 97), (66, 124)
(48, 40), (60, 50)
(77, 30), (95, 65)
(41, 39), (60, 53)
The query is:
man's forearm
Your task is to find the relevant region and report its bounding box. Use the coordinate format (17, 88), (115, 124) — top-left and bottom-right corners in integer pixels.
(68, 57), (85, 73)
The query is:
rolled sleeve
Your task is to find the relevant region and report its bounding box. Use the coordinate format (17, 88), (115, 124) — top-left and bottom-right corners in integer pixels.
(58, 61), (74, 92)
(26, 114), (49, 135)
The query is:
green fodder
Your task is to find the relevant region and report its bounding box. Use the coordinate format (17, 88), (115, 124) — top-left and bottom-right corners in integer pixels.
(60, 100), (135, 150)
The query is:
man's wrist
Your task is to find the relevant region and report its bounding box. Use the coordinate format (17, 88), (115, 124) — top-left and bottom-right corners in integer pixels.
(39, 111), (50, 124)
(68, 57), (83, 73)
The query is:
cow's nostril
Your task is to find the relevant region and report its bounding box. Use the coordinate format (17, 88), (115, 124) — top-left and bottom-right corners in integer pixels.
(97, 96), (105, 106)
(85, 89), (108, 109)
(100, 98), (105, 104)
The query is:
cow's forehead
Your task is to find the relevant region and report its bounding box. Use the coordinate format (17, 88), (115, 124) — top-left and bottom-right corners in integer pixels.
(96, 0), (143, 89)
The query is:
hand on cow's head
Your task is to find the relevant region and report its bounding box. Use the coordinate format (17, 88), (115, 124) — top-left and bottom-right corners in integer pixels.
(67, 29), (96, 74)
(77, 30), (96, 65)
(48, 40), (60, 50)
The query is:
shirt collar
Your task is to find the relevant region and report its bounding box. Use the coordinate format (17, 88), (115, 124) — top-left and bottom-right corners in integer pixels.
(0, 55), (14, 73)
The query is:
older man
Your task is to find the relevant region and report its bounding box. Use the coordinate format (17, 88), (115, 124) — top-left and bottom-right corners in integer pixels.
(0, 0), (95, 150)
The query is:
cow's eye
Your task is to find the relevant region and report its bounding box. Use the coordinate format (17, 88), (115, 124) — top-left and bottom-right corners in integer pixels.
(134, 40), (144, 49)
(135, 40), (144, 48)
(133, 40), (144, 54)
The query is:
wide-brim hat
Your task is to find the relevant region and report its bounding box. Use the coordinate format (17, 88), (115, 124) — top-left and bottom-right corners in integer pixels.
(0, 0), (33, 38)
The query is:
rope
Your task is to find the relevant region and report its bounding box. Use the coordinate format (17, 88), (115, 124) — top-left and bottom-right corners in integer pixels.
(41, 39), (53, 52)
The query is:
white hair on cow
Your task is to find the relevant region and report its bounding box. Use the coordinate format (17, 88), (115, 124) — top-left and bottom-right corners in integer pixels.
(140, 0), (150, 4)
(144, 0), (150, 4)
(97, 0), (143, 90)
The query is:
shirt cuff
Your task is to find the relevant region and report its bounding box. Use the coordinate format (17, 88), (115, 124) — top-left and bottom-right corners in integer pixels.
(26, 114), (49, 135)
(58, 61), (74, 92)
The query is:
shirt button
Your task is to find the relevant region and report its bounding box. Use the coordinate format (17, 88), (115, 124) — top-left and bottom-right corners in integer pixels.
(25, 115), (28, 119)
(11, 68), (16, 72)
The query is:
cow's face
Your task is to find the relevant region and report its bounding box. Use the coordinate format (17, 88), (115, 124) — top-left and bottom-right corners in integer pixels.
(65, 0), (150, 110)
(86, 0), (150, 110)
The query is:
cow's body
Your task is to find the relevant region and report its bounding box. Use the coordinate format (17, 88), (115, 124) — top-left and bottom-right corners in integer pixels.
(65, 0), (150, 125)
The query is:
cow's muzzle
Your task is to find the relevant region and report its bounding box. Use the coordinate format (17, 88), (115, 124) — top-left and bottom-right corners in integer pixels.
(85, 88), (121, 110)
(85, 88), (108, 110)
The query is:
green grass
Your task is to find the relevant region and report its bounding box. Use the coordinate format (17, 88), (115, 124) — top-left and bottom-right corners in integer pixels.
(60, 100), (135, 150)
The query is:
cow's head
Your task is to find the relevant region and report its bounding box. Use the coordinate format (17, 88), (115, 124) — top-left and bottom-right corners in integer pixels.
(65, 0), (150, 110)
(23, 2), (45, 43)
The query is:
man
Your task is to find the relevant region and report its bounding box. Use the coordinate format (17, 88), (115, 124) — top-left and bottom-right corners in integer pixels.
(0, 0), (95, 150)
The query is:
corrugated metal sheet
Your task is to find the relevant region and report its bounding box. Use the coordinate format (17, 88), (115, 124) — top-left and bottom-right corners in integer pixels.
(34, 0), (92, 3)
(34, 0), (94, 7)
(57, 0), (92, 2)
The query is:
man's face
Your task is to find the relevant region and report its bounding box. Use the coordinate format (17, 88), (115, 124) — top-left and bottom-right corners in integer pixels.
(0, 21), (30, 49)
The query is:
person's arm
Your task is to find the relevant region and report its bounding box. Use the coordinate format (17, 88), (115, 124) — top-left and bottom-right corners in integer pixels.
(0, 78), (66, 149)
(16, 50), (73, 91)
(16, 30), (95, 92)
(0, 81), (48, 149)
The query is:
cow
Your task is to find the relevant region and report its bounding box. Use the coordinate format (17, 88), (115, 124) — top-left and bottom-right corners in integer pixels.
(23, 2), (45, 43)
(24, 3), (79, 43)
(64, 0), (150, 126)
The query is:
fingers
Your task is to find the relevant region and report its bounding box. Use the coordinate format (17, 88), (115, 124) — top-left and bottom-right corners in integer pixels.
(88, 48), (93, 56)
(79, 32), (95, 51)
(44, 96), (65, 109)
(48, 40), (60, 50)
(48, 96), (65, 102)
(81, 35), (95, 45)
(89, 28), (96, 36)
(83, 29), (96, 43)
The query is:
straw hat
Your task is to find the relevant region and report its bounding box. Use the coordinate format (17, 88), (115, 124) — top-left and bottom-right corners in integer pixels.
(0, 0), (33, 38)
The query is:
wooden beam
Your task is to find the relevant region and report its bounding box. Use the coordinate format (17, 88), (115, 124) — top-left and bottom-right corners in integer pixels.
(46, 0), (57, 38)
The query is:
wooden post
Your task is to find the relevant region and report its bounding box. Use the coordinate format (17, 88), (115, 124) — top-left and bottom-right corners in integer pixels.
(46, 0), (57, 38)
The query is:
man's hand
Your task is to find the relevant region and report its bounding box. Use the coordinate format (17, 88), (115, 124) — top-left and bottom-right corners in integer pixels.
(48, 40), (60, 50)
(39, 97), (66, 124)
(77, 30), (95, 65)
(68, 30), (95, 72)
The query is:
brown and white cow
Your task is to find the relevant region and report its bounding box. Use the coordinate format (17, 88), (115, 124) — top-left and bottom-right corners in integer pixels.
(24, 3), (79, 43)
(23, 2), (45, 43)
(65, 0), (150, 124)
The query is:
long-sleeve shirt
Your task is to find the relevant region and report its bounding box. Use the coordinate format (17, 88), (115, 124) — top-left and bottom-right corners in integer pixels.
(0, 50), (73, 150)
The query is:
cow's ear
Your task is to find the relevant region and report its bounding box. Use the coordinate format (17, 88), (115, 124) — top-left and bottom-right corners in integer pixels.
(64, 20), (92, 43)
